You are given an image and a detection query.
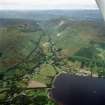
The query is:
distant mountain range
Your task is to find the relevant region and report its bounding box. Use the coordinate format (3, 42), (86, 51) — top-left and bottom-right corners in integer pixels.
(0, 10), (103, 22)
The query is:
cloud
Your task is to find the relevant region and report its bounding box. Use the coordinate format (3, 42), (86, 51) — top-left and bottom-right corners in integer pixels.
(0, 0), (98, 10)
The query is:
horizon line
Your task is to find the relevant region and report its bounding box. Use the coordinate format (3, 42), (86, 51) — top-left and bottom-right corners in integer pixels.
(0, 8), (99, 11)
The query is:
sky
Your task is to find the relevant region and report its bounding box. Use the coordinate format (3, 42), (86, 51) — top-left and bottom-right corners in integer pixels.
(0, 0), (98, 10)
